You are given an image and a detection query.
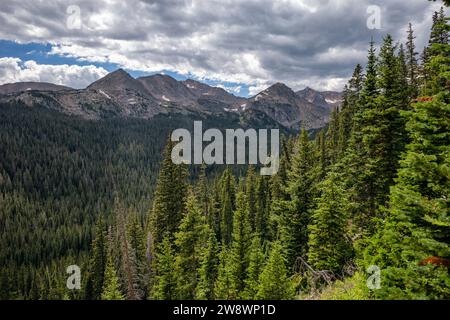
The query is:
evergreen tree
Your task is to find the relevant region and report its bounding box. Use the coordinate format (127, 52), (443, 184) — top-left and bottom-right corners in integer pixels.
(196, 228), (219, 300)
(326, 109), (340, 164)
(307, 172), (352, 274)
(365, 10), (450, 299)
(214, 246), (236, 299)
(152, 235), (177, 300)
(208, 179), (223, 242)
(127, 212), (147, 298)
(174, 191), (208, 299)
(314, 130), (327, 182)
(341, 40), (379, 237)
(115, 201), (140, 300)
(196, 165), (209, 217)
(339, 64), (364, 154)
(256, 242), (295, 300)
(365, 34), (408, 212)
(268, 137), (291, 242)
(245, 166), (257, 232)
(424, 7), (450, 95)
(220, 168), (236, 245)
(255, 176), (269, 241)
(101, 248), (124, 300)
(344, 36), (408, 237)
(228, 191), (252, 296)
(149, 139), (188, 248)
(241, 234), (265, 299)
(281, 129), (314, 269)
(85, 218), (107, 300)
(406, 23), (420, 99)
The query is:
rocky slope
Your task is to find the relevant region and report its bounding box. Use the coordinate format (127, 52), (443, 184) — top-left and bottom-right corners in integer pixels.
(0, 82), (72, 94)
(0, 69), (342, 130)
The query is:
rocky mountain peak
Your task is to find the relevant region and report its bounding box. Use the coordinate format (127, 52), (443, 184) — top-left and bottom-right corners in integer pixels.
(0, 69), (342, 130)
(87, 68), (143, 92)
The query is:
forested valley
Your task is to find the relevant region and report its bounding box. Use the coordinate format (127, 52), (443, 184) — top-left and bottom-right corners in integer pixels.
(0, 7), (449, 300)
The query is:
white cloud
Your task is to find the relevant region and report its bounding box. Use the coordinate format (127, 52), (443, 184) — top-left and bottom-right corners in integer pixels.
(215, 84), (242, 95)
(248, 81), (272, 96)
(0, 57), (108, 88)
(0, 0), (447, 92)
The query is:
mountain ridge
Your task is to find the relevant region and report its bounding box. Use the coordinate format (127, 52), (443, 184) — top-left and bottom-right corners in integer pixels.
(0, 69), (342, 130)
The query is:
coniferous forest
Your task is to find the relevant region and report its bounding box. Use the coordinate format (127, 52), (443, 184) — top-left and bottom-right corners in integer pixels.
(0, 6), (449, 301)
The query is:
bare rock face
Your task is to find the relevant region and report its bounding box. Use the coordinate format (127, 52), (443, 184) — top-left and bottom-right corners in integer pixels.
(0, 69), (342, 130)
(296, 87), (343, 111)
(138, 74), (197, 105)
(244, 83), (335, 130)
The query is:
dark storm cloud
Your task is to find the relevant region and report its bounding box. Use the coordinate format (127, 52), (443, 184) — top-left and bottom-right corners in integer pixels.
(0, 0), (446, 92)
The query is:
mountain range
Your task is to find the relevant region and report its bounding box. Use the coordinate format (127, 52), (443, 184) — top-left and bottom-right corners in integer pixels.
(0, 69), (342, 130)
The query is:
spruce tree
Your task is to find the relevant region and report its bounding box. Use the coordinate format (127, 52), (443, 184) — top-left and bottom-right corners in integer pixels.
(85, 218), (107, 300)
(228, 191), (252, 296)
(245, 166), (257, 232)
(339, 64), (364, 154)
(115, 201), (140, 300)
(255, 175), (269, 241)
(196, 227), (219, 300)
(149, 139), (188, 248)
(344, 36), (408, 237)
(365, 9), (450, 299)
(314, 130), (327, 182)
(307, 172), (352, 274)
(256, 242), (295, 300)
(152, 235), (177, 300)
(174, 191), (208, 299)
(341, 40), (379, 236)
(220, 168), (236, 245)
(268, 137), (291, 242)
(241, 234), (265, 299)
(214, 246), (236, 299)
(208, 179), (223, 242)
(126, 212), (147, 298)
(406, 23), (420, 99)
(101, 248), (125, 300)
(281, 129), (314, 269)
(196, 164), (209, 217)
(326, 109), (340, 164)
(424, 7), (449, 95)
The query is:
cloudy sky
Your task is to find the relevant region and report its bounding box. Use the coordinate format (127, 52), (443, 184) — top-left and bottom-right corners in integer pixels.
(0, 0), (446, 96)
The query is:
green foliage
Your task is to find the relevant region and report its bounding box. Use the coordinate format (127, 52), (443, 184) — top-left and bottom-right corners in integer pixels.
(365, 91), (450, 299)
(1, 7), (449, 301)
(256, 242), (295, 300)
(196, 228), (219, 300)
(149, 139), (188, 248)
(174, 191), (208, 299)
(315, 272), (369, 300)
(365, 11), (450, 299)
(85, 218), (107, 300)
(307, 172), (353, 274)
(281, 129), (314, 269)
(101, 249), (124, 300)
(152, 235), (177, 300)
(219, 168), (236, 245)
(227, 191), (252, 296)
(241, 235), (265, 300)
(214, 246), (236, 299)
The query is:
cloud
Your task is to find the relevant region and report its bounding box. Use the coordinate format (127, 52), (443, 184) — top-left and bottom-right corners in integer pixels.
(215, 84), (242, 95)
(0, 0), (447, 92)
(0, 57), (108, 88)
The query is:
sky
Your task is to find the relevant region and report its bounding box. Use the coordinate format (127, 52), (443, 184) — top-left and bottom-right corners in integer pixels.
(0, 0), (446, 97)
